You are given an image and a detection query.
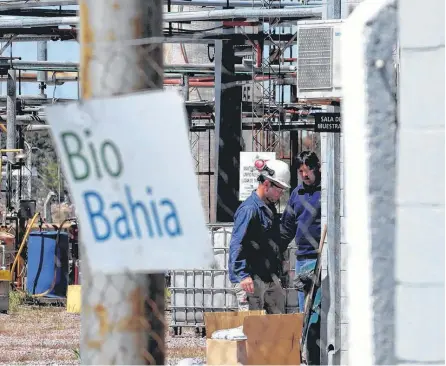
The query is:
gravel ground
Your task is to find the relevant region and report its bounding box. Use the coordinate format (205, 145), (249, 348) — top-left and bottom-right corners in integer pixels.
(0, 306), (205, 365)
(165, 314), (206, 365)
(0, 306), (80, 365)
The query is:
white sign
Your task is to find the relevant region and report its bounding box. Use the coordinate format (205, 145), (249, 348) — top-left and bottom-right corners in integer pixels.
(239, 152), (276, 201)
(45, 90), (213, 274)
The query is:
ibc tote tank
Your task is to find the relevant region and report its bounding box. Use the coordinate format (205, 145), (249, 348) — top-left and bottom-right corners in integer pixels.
(26, 231), (69, 298)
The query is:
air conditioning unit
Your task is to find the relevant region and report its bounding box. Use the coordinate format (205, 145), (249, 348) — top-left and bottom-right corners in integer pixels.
(296, 20), (344, 99)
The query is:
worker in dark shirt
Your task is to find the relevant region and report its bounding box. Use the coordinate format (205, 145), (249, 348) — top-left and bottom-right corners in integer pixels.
(228, 159), (291, 314)
(280, 151), (321, 312)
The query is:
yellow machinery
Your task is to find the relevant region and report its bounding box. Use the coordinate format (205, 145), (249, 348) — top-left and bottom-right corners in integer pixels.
(0, 243), (10, 313)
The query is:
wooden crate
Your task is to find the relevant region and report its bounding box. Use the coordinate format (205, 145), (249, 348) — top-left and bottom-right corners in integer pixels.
(205, 311), (303, 365)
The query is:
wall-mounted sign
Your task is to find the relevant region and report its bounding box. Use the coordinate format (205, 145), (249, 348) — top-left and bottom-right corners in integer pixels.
(314, 113), (341, 133)
(239, 152), (276, 201)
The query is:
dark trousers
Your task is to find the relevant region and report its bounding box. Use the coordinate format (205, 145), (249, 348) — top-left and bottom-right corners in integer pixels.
(234, 275), (285, 314)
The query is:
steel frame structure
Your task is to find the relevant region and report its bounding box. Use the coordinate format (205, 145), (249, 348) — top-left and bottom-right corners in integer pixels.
(0, 1), (324, 221)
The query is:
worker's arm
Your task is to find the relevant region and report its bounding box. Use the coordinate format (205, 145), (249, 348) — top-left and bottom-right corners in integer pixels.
(280, 190), (298, 253)
(229, 206), (256, 284)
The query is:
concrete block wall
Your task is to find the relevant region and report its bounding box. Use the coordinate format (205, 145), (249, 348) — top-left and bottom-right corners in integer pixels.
(341, 0), (444, 363)
(396, 0), (445, 362)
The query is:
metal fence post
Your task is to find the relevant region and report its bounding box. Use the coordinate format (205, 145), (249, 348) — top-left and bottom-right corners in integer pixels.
(78, 1), (165, 364)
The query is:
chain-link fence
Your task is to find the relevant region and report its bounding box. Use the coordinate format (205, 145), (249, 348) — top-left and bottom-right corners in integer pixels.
(76, 1), (167, 364)
(76, 1), (325, 362)
(0, 1), (326, 364)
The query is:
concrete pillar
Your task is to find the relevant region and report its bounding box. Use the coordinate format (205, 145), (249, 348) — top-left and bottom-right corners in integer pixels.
(341, 0), (398, 364)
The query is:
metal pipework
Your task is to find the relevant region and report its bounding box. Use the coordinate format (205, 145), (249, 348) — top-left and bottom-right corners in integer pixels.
(0, 149), (24, 153)
(0, 35), (75, 42)
(0, 0), (323, 10)
(164, 7), (324, 22)
(0, 244), (5, 270)
(2, 60), (78, 72)
(0, 7), (322, 29)
(6, 70), (16, 164)
(0, 95), (74, 106)
(0, 17), (78, 28)
(0, 123), (50, 130)
(0, 115), (45, 124)
(43, 191), (56, 221)
(3, 60), (297, 73)
(0, 1), (77, 9)
(0, 71), (78, 84)
(37, 42), (48, 96)
(170, 0), (323, 6)
(25, 124), (51, 131)
(0, 35), (212, 45)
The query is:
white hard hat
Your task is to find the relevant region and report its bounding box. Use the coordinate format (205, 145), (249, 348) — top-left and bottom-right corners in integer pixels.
(255, 159), (291, 189)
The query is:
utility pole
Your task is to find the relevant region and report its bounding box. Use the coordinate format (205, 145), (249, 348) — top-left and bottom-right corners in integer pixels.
(78, 1), (165, 364)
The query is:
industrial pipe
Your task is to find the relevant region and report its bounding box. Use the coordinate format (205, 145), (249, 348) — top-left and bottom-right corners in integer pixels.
(0, 17), (78, 29)
(0, 0), (77, 9)
(0, 70), (297, 84)
(37, 41), (48, 96)
(0, 7), (321, 29)
(0, 35), (213, 45)
(169, 0), (323, 7)
(25, 124), (51, 131)
(0, 35), (65, 42)
(4, 60), (78, 72)
(6, 70), (16, 164)
(163, 7), (323, 22)
(0, 124), (50, 131)
(0, 71), (78, 83)
(43, 192), (56, 221)
(0, 114), (45, 123)
(0, 96), (74, 105)
(2, 60), (297, 73)
(0, 0), (323, 10)
(164, 74), (297, 87)
(165, 79), (214, 87)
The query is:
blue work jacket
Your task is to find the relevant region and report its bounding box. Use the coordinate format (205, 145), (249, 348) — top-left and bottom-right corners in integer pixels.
(228, 191), (287, 284)
(280, 183), (321, 257)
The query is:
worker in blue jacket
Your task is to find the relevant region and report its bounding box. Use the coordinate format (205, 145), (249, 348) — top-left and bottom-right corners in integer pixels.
(228, 159), (291, 314)
(280, 150), (321, 312)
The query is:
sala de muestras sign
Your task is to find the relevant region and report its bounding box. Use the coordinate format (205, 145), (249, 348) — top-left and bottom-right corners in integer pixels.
(45, 90), (213, 273)
(314, 113), (341, 133)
